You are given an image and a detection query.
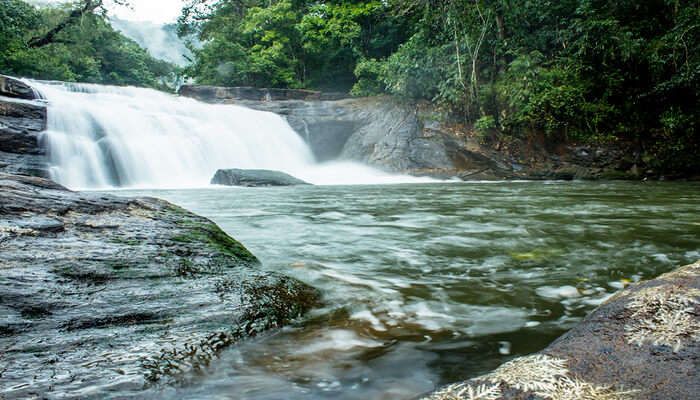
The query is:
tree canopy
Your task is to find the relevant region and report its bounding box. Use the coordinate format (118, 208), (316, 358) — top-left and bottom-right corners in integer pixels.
(178, 0), (699, 173)
(0, 0), (177, 88)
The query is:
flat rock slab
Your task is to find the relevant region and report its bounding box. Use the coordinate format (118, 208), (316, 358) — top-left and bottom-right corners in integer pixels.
(422, 260), (700, 400)
(211, 168), (311, 187)
(0, 173), (317, 399)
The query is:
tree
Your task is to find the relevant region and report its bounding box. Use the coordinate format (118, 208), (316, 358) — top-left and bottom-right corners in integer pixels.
(28, 0), (130, 48)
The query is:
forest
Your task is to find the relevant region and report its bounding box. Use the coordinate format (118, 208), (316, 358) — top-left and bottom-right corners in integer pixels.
(1, 0), (698, 173)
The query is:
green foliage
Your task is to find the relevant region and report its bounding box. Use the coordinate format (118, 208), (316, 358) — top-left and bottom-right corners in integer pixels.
(0, 0), (40, 72)
(474, 115), (496, 135)
(380, 0), (699, 173)
(0, 1), (178, 89)
(181, 0), (407, 91)
(350, 58), (385, 96)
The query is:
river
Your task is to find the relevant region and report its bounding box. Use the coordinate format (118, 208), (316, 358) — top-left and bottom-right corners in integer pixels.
(109, 180), (700, 399)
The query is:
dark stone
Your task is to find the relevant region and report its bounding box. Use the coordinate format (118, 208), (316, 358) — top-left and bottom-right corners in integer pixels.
(0, 173), (318, 398)
(0, 75), (40, 100)
(211, 168), (310, 187)
(178, 85), (354, 102)
(0, 88), (48, 177)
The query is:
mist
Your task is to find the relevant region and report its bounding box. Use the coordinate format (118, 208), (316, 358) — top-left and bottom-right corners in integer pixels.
(109, 18), (193, 67)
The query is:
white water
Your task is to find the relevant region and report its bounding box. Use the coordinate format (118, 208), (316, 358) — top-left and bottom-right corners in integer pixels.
(30, 81), (430, 189)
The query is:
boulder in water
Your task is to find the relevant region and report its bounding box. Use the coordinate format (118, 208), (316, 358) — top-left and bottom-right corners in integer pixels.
(211, 168), (311, 187)
(0, 173), (319, 398)
(421, 260), (700, 400)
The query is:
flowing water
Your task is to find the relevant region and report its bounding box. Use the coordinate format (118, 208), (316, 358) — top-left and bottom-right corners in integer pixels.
(30, 80), (431, 189)
(113, 182), (700, 399)
(29, 80), (700, 398)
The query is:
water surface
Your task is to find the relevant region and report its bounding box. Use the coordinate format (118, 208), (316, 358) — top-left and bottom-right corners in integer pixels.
(113, 181), (700, 399)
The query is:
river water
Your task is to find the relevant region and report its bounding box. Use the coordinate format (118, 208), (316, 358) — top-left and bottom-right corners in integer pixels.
(111, 180), (700, 399)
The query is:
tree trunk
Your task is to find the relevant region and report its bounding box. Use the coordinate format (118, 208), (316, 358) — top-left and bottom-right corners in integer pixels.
(28, 0), (103, 48)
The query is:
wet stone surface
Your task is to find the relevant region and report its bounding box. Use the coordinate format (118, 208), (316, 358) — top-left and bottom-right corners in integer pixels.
(0, 173), (318, 399)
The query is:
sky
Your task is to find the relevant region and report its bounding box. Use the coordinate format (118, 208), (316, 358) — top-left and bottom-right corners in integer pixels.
(36, 0), (187, 24)
(109, 0), (187, 24)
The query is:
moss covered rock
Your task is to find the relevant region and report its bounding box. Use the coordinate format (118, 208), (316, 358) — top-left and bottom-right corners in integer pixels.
(0, 173), (318, 398)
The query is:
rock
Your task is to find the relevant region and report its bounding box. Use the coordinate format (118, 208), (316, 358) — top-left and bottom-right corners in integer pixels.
(180, 86), (510, 178)
(0, 173), (318, 398)
(0, 80), (49, 177)
(179, 84), (658, 181)
(421, 260), (700, 400)
(211, 168), (311, 187)
(0, 75), (40, 100)
(179, 84), (352, 102)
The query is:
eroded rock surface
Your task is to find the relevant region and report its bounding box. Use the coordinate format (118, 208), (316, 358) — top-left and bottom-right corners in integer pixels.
(211, 168), (310, 187)
(422, 260), (700, 400)
(0, 75), (48, 178)
(0, 173), (318, 399)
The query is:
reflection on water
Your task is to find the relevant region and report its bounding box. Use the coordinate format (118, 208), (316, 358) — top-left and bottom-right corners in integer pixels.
(113, 181), (700, 399)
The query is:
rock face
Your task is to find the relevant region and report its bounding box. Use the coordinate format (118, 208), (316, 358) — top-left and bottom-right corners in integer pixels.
(179, 84), (657, 181)
(0, 75), (48, 178)
(0, 75), (41, 100)
(179, 84), (349, 103)
(422, 260), (700, 400)
(179, 85), (510, 179)
(211, 168), (310, 187)
(0, 173), (318, 398)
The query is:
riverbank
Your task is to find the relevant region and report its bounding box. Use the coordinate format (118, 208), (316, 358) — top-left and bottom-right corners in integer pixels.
(0, 173), (318, 398)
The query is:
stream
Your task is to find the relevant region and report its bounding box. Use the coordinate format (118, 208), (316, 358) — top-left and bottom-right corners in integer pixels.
(109, 180), (700, 399)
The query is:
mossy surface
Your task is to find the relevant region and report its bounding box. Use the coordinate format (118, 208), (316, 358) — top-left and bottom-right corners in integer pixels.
(168, 204), (259, 267)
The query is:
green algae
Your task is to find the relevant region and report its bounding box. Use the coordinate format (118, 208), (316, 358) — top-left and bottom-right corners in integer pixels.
(167, 204), (259, 267)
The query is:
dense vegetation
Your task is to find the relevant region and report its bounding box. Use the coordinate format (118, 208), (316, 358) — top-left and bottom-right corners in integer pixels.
(0, 0), (176, 88)
(180, 0), (699, 173)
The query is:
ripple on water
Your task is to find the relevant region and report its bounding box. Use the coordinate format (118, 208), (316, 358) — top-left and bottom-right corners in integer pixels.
(103, 181), (700, 400)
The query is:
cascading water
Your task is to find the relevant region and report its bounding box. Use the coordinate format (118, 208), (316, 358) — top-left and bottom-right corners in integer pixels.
(30, 80), (426, 189)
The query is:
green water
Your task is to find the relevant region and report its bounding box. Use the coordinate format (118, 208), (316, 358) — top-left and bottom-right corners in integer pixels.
(115, 181), (700, 399)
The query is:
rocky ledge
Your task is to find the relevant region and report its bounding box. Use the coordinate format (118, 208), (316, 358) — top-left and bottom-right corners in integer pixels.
(179, 85), (652, 181)
(0, 173), (318, 398)
(211, 168), (310, 187)
(422, 260), (700, 400)
(0, 75), (49, 178)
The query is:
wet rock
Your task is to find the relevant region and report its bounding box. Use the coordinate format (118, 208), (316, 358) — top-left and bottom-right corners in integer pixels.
(0, 78), (48, 177)
(0, 75), (40, 100)
(179, 84), (352, 102)
(421, 260), (700, 399)
(211, 168), (311, 187)
(0, 173), (318, 398)
(180, 86), (508, 178)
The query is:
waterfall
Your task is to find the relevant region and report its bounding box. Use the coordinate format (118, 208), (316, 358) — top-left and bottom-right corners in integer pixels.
(30, 81), (433, 189)
(30, 81), (318, 189)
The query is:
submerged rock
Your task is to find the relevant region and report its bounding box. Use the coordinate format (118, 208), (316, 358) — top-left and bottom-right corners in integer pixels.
(0, 173), (318, 398)
(421, 260), (700, 399)
(211, 168), (310, 187)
